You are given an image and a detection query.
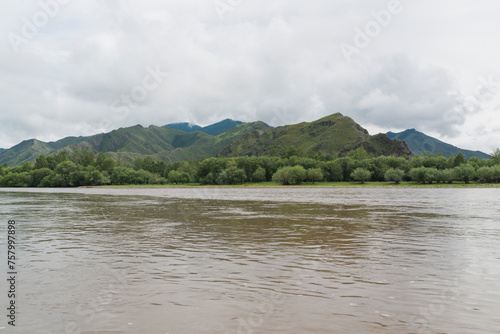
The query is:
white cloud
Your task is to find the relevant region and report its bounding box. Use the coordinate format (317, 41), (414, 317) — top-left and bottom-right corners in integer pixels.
(0, 0), (499, 153)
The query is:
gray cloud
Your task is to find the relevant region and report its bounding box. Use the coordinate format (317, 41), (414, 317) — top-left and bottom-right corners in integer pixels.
(0, 0), (499, 152)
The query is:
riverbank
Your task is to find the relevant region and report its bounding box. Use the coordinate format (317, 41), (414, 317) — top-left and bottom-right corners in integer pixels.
(93, 181), (500, 188)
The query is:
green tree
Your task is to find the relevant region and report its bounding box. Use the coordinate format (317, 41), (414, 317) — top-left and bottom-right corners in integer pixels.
(476, 167), (495, 183)
(350, 168), (371, 184)
(454, 164), (475, 184)
(409, 167), (427, 184)
(252, 167), (267, 182)
(29, 168), (54, 187)
(197, 157), (227, 183)
(306, 168), (323, 184)
(337, 157), (356, 181)
(72, 149), (95, 167)
(272, 165), (307, 185)
(34, 155), (49, 169)
(0, 173), (31, 187)
(217, 166), (247, 185)
(410, 155), (424, 168)
(110, 167), (137, 185)
(493, 165), (500, 182)
(384, 168), (405, 184)
(321, 160), (343, 182)
(491, 148), (500, 165)
(167, 170), (182, 184)
(348, 147), (371, 160)
(454, 152), (466, 167)
(54, 161), (78, 186)
(95, 152), (116, 173)
(441, 169), (456, 184)
(423, 167), (439, 184)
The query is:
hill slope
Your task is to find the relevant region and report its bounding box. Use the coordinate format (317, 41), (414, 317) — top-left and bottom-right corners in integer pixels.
(387, 129), (490, 159)
(0, 121), (271, 166)
(53, 121), (271, 165)
(165, 119), (244, 136)
(219, 113), (412, 158)
(0, 136), (87, 166)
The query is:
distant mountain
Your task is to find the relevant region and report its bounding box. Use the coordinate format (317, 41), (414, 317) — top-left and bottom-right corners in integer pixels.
(0, 148), (6, 155)
(165, 119), (244, 136)
(0, 136), (87, 166)
(56, 121), (270, 165)
(219, 113), (412, 158)
(164, 122), (203, 133)
(387, 129), (491, 159)
(0, 121), (272, 166)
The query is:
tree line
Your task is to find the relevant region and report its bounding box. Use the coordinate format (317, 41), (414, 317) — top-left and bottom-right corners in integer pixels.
(0, 148), (499, 187)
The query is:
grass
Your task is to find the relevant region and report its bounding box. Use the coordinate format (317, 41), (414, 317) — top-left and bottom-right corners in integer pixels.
(95, 181), (500, 188)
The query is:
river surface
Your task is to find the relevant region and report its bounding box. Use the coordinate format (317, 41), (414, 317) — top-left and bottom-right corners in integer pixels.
(0, 187), (499, 334)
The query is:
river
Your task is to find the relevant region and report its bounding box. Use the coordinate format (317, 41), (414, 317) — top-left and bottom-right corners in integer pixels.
(0, 187), (499, 333)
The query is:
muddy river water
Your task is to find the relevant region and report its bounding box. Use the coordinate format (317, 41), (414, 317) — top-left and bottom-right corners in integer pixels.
(0, 187), (499, 333)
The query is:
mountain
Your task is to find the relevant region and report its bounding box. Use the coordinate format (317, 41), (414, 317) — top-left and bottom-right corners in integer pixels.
(219, 113), (412, 158)
(0, 121), (270, 166)
(165, 119), (244, 136)
(387, 129), (491, 159)
(47, 121), (271, 166)
(164, 122), (203, 133)
(57, 122), (270, 165)
(0, 148), (6, 155)
(0, 136), (87, 166)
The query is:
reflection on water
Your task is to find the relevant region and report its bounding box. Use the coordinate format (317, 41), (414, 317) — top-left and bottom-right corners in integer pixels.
(0, 188), (500, 333)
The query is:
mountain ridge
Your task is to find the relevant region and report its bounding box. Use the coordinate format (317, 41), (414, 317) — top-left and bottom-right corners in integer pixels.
(0, 115), (493, 166)
(165, 119), (244, 136)
(387, 129), (490, 159)
(219, 113), (412, 158)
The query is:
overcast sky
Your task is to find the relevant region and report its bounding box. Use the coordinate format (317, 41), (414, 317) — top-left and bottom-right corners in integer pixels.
(1, 0), (499, 153)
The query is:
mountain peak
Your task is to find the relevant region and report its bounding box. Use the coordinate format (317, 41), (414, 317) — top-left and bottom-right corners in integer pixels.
(387, 129), (490, 159)
(220, 113), (410, 158)
(165, 119), (244, 136)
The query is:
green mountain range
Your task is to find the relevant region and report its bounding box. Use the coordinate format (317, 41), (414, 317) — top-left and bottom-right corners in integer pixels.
(0, 137), (87, 166)
(0, 121), (270, 166)
(386, 129), (490, 159)
(165, 119), (244, 136)
(1, 114), (492, 167)
(219, 113), (412, 158)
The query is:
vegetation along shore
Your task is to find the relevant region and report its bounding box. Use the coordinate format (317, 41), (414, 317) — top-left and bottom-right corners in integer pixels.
(1, 147), (499, 188)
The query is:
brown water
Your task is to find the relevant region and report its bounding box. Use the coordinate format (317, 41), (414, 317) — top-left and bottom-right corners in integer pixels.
(0, 187), (499, 333)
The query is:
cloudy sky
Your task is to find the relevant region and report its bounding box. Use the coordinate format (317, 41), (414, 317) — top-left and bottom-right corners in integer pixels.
(1, 0), (499, 153)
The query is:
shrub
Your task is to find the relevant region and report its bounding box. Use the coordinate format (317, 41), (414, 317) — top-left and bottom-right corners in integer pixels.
(454, 164), (475, 184)
(384, 168), (405, 184)
(252, 167), (266, 182)
(440, 169), (456, 184)
(476, 166), (495, 183)
(216, 166), (247, 185)
(306, 168), (324, 184)
(350, 168), (371, 184)
(272, 165), (307, 185)
(409, 167), (427, 184)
